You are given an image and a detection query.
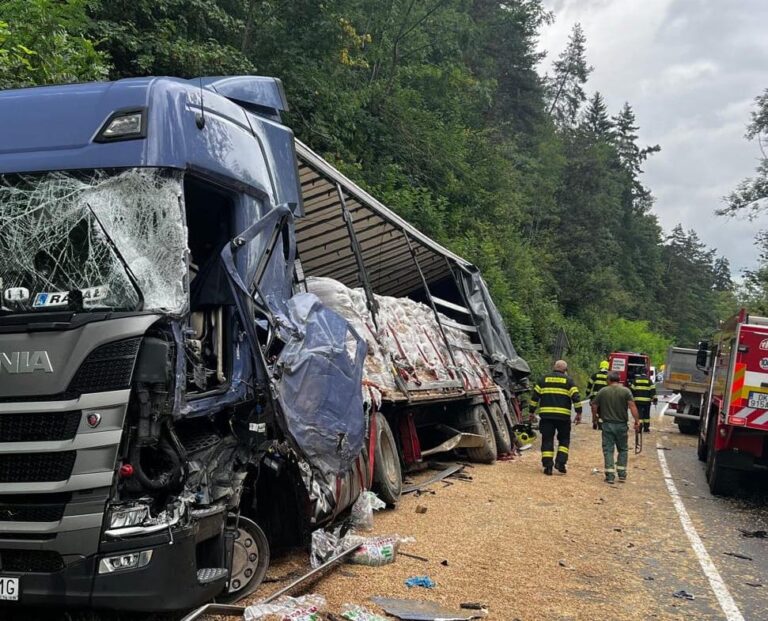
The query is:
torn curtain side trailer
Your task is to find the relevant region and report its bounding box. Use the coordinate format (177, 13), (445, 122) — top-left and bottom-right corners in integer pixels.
(0, 76), (529, 612)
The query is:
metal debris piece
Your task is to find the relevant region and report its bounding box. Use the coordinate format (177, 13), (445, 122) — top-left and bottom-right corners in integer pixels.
(416, 505), (428, 514)
(723, 552), (753, 561)
(745, 582), (763, 587)
(403, 464), (465, 494)
(399, 551), (429, 562)
(441, 559), (449, 566)
(370, 597), (488, 620)
(739, 529), (768, 539)
(460, 602), (488, 610)
(672, 590), (695, 601)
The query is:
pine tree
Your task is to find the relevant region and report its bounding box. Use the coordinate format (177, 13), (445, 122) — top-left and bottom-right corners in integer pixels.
(547, 23), (592, 127)
(582, 91), (613, 138)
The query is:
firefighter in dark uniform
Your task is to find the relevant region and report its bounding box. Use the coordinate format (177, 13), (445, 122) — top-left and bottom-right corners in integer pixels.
(586, 360), (610, 430)
(630, 369), (657, 432)
(529, 359), (582, 475)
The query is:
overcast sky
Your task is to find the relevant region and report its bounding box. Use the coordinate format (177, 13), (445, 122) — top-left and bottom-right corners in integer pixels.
(538, 0), (768, 275)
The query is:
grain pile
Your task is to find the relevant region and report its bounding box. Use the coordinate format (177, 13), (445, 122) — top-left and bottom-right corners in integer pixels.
(242, 415), (725, 620)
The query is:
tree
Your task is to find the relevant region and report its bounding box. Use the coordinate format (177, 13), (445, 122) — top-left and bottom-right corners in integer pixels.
(546, 23), (592, 127)
(720, 88), (768, 218)
(0, 0), (108, 89)
(581, 91), (613, 138)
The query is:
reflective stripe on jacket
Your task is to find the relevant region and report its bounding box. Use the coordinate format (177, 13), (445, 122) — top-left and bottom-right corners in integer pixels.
(529, 371), (582, 417)
(630, 375), (656, 403)
(586, 370), (608, 399)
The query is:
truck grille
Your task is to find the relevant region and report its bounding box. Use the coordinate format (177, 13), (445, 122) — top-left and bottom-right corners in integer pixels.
(0, 411), (81, 442)
(0, 452), (76, 483)
(68, 337), (141, 394)
(0, 493), (69, 522)
(0, 549), (64, 572)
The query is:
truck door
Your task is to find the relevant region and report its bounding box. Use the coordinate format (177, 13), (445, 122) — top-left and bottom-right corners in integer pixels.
(728, 324), (768, 430)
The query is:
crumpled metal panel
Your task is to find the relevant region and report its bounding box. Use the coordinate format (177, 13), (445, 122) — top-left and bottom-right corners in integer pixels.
(370, 597), (486, 620)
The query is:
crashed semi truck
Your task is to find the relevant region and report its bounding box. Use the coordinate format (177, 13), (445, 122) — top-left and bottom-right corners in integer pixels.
(696, 310), (768, 496)
(0, 76), (530, 611)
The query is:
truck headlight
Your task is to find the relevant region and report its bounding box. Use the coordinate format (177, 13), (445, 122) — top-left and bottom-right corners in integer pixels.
(98, 550), (153, 574)
(108, 504), (150, 529)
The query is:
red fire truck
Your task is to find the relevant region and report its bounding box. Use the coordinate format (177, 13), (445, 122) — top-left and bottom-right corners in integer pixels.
(608, 351), (651, 386)
(697, 309), (768, 495)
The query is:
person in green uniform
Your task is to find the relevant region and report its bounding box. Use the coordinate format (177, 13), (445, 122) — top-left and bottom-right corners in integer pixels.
(591, 371), (640, 484)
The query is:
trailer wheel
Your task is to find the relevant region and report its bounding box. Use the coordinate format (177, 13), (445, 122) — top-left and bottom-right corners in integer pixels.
(218, 516), (270, 604)
(466, 405), (497, 464)
(705, 418), (739, 496)
(487, 403), (512, 456)
(373, 412), (403, 505)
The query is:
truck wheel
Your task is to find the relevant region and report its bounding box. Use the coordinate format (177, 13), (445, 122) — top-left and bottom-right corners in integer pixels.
(677, 420), (699, 435)
(697, 427), (707, 462)
(705, 419), (739, 496)
(466, 405), (497, 464)
(219, 516), (270, 603)
(487, 402), (513, 455)
(373, 412), (403, 505)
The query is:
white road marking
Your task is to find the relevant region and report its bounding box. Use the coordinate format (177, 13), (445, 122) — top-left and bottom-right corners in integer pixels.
(656, 446), (745, 621)
(657, 401), (670, 419)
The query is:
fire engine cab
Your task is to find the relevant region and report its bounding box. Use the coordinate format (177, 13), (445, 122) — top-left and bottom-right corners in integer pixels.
(697, 309), (768, 495)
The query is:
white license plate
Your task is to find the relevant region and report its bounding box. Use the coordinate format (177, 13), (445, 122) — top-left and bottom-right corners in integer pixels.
(0, 576), (19, 601)
(747, 391), (768, 409)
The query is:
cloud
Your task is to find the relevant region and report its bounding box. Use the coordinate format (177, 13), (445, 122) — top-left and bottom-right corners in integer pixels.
(538, 0), (768, 273)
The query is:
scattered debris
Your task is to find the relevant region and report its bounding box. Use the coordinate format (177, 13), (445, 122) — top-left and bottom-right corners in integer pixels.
(399, 551), (429, 562)
(672, 590), (695, 601)
(558, 560), (568, 567)
(613, 528), (622, 532)
(243, 594), (327, 621)
(370, 597), (487, 620)
(350, 491), (387, 531)
(416, 505), (428, 514)
(340, 604), (389, 620)
(723, 552), (753, 561)
(460, 602), (488, 610)
(349, 535), (413, 567)
(403, 464), (465, 494)
(739, 529), (768, 539)
(441, 560), (449, 566)
(644, 576), (655, 581)
(405, 575), (436, 589)
(745, 582), (763, 588)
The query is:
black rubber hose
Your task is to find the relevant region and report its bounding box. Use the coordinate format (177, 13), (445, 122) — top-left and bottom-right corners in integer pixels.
(129, 434), (183, 491)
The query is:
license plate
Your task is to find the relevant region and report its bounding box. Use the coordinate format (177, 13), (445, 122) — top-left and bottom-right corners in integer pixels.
(0, 576), (19, 601)
(747, 391), (768, 409)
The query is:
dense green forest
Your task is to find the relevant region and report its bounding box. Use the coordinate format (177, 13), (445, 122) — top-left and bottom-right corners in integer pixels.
(0, 0), (746, 382)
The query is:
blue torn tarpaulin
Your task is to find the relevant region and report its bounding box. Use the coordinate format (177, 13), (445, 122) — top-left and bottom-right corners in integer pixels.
(274, 293), (367, 476)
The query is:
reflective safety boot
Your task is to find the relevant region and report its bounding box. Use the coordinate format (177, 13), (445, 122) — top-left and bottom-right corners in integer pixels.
(555, 463), (567, 474)
(543, 465), (553, 476)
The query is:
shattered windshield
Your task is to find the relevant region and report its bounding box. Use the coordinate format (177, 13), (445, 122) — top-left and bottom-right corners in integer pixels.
(0, 168), (188, 315)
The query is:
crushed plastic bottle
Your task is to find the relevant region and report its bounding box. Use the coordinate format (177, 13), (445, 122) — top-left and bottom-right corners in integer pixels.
(346, 534), (414, 567)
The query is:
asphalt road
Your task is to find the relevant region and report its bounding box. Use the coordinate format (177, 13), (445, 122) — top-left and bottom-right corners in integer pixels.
(654, 407), (768, 621)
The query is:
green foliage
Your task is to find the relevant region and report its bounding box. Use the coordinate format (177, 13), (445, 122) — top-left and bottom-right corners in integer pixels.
(5, 0), (737, 388)
(0, 0), (108, 88)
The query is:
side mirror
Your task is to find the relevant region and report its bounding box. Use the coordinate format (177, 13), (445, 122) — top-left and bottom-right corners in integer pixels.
(696, 341), (709, 370)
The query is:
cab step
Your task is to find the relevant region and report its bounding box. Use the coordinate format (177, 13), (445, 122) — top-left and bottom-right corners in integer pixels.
(197, 567), (228, 584)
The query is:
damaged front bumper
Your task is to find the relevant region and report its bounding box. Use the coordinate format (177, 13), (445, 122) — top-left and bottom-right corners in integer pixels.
(0, 523), (224, 612)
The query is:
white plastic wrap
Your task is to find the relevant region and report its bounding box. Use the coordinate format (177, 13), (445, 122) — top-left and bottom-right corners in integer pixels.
(243, 595), (327, 621)
(307, 277), (493, 402)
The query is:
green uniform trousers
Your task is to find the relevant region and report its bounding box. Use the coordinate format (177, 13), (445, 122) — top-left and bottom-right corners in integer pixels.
(601, 421), (629, 481)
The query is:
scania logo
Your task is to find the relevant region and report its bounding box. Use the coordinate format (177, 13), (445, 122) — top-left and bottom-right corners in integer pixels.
(0, 351), (54, 374)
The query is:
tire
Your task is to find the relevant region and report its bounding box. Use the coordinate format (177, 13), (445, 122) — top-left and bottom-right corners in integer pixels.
(373, 412), (403, 505)
(218, 516), (270, 604)
(487, 402), (513, 456)
(705, 417), (739, 496)
(697, 425), (708, 462)
(677, 419), (699, 435)
(466, 405), (498, 464)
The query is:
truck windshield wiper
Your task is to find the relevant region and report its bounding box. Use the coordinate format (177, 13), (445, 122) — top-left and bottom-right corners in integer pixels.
(86, 204), (145, 312)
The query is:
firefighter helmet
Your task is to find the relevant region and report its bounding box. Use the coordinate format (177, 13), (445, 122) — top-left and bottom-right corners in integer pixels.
(599, 360), (609, 371)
